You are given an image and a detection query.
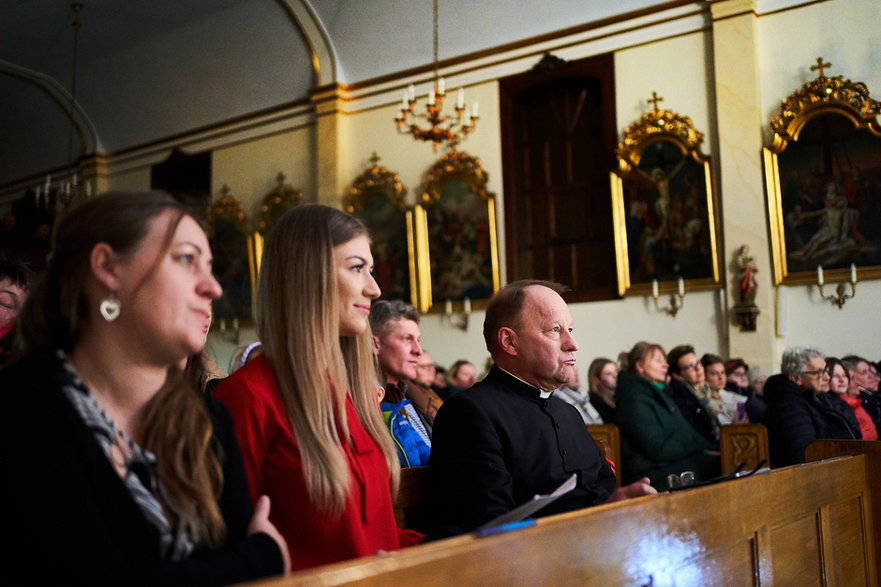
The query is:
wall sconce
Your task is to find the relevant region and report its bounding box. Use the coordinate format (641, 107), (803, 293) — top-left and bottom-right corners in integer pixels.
(217, 317), (240, 345)
(817, 264), (857, 309)
(444, 297), (471, 331)
(651, 277), (685, 318)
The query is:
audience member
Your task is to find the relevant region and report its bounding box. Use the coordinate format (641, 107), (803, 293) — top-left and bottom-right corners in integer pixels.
(228, 341), (263, 374)
(412, 350), (445, 416)
(666, 344), (718, 442)
(763, 346), (859, 468)
(866, 361), (880, 392)
(587, 357), (618, 424)
(445, 359), (477, 396)
(370, 299), (433, 466)
(432, 364), (449, 396)
(1, 191), (288, 583)
(427, 280), (655, 538)
(700, 353), (749, 425)
(826, 357), (875, 441)
(724, 358), (750, 395)
(555, 368), (604, 424)
(840, 356), (881, 439)
(615, 341), (720, 491)
(214, 204), (421, 571)
(0, 259), (30, 366)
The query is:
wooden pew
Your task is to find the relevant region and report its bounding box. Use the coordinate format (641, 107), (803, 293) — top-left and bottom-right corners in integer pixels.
(586, 423), (622, 485)
(392, 466), (428, 530)
(719, 423), (769, 476)
(260, 442), (878, 586)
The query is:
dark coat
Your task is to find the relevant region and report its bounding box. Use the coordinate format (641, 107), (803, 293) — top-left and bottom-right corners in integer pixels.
(0, 353), (283, 586)
(668, 378), (717, 442)
(762, 373), (859, 468)
(615, 371), (719, 490)
(426, 366), (615, 538)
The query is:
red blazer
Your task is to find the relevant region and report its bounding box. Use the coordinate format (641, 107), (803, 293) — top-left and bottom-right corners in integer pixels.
(215, 355), (421, 571)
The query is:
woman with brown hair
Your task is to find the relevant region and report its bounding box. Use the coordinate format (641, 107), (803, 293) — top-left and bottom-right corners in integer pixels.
(615, 341), (720, 490)
(1, 191), (288, 585)
(214, 204), (421, 571)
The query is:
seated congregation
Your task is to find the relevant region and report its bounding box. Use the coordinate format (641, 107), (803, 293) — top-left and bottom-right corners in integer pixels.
(2, 192), (879, 585)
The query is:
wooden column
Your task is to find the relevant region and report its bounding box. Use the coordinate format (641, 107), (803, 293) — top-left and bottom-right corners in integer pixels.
(310, 83), (350, 208)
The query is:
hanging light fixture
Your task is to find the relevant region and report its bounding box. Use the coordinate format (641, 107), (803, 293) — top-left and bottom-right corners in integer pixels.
(58, 2), (91, 210)
(394, 0), (478, 152)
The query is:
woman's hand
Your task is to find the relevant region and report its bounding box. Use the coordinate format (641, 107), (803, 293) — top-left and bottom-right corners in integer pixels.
(248, 495), (291, 575)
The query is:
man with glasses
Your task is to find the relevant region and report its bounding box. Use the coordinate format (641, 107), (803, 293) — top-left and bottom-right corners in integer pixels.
(666, 345), (718, 442)
(763, 345), (859, 468)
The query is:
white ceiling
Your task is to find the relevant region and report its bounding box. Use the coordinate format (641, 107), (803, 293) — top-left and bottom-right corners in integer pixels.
(0, 0), (663, 188)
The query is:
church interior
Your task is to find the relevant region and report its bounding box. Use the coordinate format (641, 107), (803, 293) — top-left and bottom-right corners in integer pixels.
(2, 0), (879, 377)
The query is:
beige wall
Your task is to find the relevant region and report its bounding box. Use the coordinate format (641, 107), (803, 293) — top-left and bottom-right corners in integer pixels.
(108, 0), (880, 376)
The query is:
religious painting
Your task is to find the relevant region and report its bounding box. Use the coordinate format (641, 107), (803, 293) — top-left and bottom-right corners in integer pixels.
(414, 150), (500, 313)
(252, 172), (303, 277)
(205, 188), (254, 324)
(764, 59), (881, 285)
(610, 95), (720, 296)
(343, 154), (416, 305)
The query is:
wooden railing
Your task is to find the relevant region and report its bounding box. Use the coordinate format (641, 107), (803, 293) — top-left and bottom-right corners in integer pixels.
(259, 441), (879, 586)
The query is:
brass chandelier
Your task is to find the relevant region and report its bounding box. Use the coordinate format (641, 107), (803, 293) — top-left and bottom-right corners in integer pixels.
(394, 0), (478, 151)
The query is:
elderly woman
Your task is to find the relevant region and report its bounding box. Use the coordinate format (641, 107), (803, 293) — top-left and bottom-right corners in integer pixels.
(1, 192), (288, 584)
(214, 204), (421, 571)
(615, 341), (719, 491)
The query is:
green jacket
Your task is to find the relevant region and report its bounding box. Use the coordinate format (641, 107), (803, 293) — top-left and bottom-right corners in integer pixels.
(616, 371), (719, 490)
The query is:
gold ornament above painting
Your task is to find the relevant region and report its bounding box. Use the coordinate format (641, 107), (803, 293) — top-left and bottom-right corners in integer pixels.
(610, 92), (721, 297)
(343, 154), (417, 306)
(763, 57), (881, 286)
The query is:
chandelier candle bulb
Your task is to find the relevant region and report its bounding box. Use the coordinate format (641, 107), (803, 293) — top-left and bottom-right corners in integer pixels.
(445, 298), (453, 317)
(438, 77), (445, 95)
(652, 279), (659, 298)
(817, 265), (824, 286)
(850, 263), (857, 283)
(678, 277), (684, 296)
(457, 88), (465, 109)
(464, 297), (471, 315)
(472, 102), (479, 118)
(428, 88), (435, 106)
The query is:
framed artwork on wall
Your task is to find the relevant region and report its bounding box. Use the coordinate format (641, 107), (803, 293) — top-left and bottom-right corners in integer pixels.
(610, 93), (720, 296)
(206, 186), (254, 325)
(413, 150), (500, 313)
(343, 154), (417, 306)
(764, 58), (881, 285)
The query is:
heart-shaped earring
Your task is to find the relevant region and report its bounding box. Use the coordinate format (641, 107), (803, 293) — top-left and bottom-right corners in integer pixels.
(100, 294), (121, 322)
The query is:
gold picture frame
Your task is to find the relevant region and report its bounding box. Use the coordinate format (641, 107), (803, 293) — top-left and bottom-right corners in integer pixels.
(343, 153), (418, 306)
(414, 150), (501, 313)
(206, 186), (256, 324)
(763, 58), (881, 285)
(610, 93), (720, 296)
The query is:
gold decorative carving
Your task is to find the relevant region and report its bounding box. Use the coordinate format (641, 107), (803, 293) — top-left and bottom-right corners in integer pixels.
(615, 91), (706, 173)
(768, 57), (881, 152)
(420, 150), (492, 205)
(343, 152), (408, 214)
(257, 172), (303, 235)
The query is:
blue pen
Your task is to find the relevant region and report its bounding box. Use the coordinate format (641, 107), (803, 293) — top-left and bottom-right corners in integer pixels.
(475, 518), (537, 538)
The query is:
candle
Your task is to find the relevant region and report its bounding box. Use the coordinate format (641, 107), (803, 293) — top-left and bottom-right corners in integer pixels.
(45, 174), (51, 191)
(652, 279), (659, 299)
(457, 87), (465, 109)
(850, 263), (857, 283)
(72, 173), (78, 188)
(232, 318), (239, 330)
(438, 77), (445, 95)
(678, 277), (685, 296)
(464, 297), (471, 315)
(401, 92), (409, 110)
(428, 88), (435, 106)
(445, 298), (452, 317)
(817, 265), (824, 286)
(85, 181), (92, 197)
(471, 102), (479, 118)
(408, 84), (416, 101)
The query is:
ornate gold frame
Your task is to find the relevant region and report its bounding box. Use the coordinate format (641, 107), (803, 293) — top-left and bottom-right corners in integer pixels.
(764, 58), (881, 285)
(610, 94), (720, 296)
(206, 187), (257, 323)
(414, 150), (501, 313)
(343, 154), (418, 307)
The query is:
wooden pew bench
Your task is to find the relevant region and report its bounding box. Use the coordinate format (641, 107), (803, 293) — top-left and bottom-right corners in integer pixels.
(259, 441), (879, 586)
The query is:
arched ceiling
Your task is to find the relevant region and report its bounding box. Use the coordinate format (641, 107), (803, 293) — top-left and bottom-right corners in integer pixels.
(0, 0), (662, 188)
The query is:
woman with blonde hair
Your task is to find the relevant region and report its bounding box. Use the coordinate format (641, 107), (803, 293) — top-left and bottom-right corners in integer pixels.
(1, 191), (288, 584)
(214, 204), (421, 571)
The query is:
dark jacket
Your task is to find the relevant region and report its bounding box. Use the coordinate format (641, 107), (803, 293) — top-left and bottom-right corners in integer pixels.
(615, 371), (719, 490)
(762, 373), (859, 468)
(668, 378), (717, 442)
(426, 366), (615, 538)
(0, 353), (283, 586)
(859, 390), (881, 432)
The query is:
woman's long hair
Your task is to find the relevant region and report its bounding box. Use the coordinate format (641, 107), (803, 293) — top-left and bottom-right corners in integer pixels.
(257, 204), (399, 516)
(19, 191), (226, 547)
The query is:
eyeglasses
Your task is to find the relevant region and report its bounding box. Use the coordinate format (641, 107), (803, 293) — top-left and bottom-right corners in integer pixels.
(681, 362), (699, 372)
(803, 369), (829, 378)
(730, 369), (747, 377)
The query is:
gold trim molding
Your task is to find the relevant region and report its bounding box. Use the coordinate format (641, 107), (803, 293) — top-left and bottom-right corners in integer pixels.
(343, 152), (408, 214)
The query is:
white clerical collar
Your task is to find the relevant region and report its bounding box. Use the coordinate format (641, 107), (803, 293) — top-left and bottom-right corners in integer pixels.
(496, 366), (555, 399)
